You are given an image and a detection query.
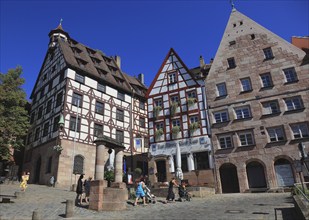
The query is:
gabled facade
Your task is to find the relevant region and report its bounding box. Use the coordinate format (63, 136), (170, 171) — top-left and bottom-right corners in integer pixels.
(23, 24), (148, 187)
(146, 48), (214, 186)
(206, 9), (309, 193)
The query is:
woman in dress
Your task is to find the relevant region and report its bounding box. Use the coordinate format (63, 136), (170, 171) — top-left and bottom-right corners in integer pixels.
(20, 171), (30, 192)
(76, 174), (84, 205)
(134, 178), (147, 206)
(166, 177), (178, 202)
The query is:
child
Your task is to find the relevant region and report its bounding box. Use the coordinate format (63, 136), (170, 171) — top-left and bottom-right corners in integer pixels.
(178, 180), (191, 201)
(134, 178), (147, 206)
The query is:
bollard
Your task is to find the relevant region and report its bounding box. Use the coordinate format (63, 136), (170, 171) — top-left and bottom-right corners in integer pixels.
(65, 199), (74, 218)
(32, 210), (41, 220)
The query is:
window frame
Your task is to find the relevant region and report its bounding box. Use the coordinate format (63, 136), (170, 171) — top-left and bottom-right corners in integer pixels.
(261, 100), (280, 115)
(290, 123), (309, 139)
(214, 110), (229, 123)
(240, 77), (252, 92)
(95, 101), (104, 115)
(72, 92), (82, 107)
(116, 108), (124, 122)
(260, 73), (273, 88)
(227, 57), (236, 69)
(267, 126), (285, 142)
(94, 123), (103, 137)
(97, 83), (106, 93)
(69, 116), (81, 132)
(168, 72), (177, 84)
(218, 135), (233, 149)
(216, 83), (227, 97)
(283, 67), (298, 83)
(234, 106), (251, 120)
(284, 96), (303, 111)
(237, 131), (254, 147)
(263, 47), (274, 60)
(75, 73), (85, 84)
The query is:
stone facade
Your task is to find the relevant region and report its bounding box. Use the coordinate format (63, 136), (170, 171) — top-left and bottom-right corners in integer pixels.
(206, 9), (309, 193)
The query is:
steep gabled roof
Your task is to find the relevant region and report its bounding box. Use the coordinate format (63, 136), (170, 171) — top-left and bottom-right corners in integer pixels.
(146, 48), (201, 97)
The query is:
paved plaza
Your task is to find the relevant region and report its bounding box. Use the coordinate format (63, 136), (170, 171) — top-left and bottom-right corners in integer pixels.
(0, 183), (302, 220)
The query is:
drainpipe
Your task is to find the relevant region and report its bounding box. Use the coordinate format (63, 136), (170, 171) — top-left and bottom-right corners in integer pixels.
(130, 90), (135, 176)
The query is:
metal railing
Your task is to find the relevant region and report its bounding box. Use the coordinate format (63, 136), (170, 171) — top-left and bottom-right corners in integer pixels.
(293, 182), (309, 202)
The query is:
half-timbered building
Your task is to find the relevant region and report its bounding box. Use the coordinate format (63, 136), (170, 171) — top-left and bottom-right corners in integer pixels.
(146, 48), (214, 186)
(23, 23), (148, 187)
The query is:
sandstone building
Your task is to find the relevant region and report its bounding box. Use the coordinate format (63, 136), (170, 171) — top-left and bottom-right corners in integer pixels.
(205, 9), (309, 193)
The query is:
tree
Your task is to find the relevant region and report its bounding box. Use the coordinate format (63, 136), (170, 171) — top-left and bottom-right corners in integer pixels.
(0, 66), (29, 161)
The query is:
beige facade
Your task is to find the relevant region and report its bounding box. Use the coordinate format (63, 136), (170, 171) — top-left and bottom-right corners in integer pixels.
(206, 9), (309, 193)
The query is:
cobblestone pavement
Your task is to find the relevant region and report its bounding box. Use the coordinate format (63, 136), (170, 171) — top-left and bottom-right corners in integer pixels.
(0, 183), (302, 220)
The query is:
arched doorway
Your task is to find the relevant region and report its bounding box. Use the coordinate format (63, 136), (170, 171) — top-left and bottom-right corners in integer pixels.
(34, 157), (41, 184)
(219, 163), (240, 193)
(156, 160), (166, 182)
(246, 161), (267, 188)
(275, 158), (295, 187)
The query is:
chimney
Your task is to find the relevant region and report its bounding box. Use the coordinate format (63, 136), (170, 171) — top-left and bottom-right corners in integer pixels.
(114, 55), (121, 68)
(199, 55), (205, 68)
(138, 73), (145, 85)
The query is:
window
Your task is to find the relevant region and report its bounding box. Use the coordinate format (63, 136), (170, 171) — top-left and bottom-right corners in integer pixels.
(75, 73), (85, 84)
(139, 101), (145, 110)
(262, 101), (280, 115)
(116, 130), (124, 143)
(59, 71), (65, 82)
(173, 155), (189, 172)
(227, 57), (236, 69)
(229, 40), (236, 46)
(240, 78), (252, 92)
(190, 115), (199, 124)
(284, 96), (303, 111)
(238, 131), (254, 146)
(291, 123), (309, 139)
(171, 95), (179, 104)
(46, 156), (52, 174)
(53, 115), (60, 132)
(168, 72), (177, 84)
(234, 106), (251, 119)
(156, 122), (164, 130)
(40, 89), (44, 99)
(214, 110), (229, 123)
(95, 101), (104, 115)
(35, 127), (40, 141)
(46, 99), (52, 114)
(283, 67), (298, 83)
(72, 92), (82, 107)
(154, 99), (163, 107)
(172, 119), (181, 127)
(260, 73), (273, 88)
(116, 109), (124, 122)
(94, 123), (103, 137)
(43, 122), (49, 137)
(139, 117), (145, 128)
(97, 83), (106, 93)
(37, 106), (43, 119)
(73, 155), (84, 174)
(187, 91), (196, 99)
(69, 116), (80, 132)
(118, 91), (125, 101)
(48, 81), (53, 92)
(263, 47), (274, 60)
(219, 135), (233, 149)
(216, 83), (227, 97)
(30, 112), (35, 124)
(267, 127), (285, 142)
(194, 152), (210, 170)
(56, 92), (63, 107)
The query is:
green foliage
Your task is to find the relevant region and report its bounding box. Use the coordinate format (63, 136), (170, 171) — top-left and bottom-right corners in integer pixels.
(170, 102), (179, 116)
(155, 129), (164, 137)
(134, 167), (142, 176)
(187, 97), (196, 107)
(189, 122), (200, 131)
(153, 106), (162, 118)
(0, 66), (29, 160)
(104, 170), (114, 182)
(172, 126), (181, 134)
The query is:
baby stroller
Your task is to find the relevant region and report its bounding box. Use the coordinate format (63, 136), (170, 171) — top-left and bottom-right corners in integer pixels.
(178, 185), (191, 202)
(144, 186), (156, 204)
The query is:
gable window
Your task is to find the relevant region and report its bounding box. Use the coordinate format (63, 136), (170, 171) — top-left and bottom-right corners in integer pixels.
(69, 116), (80, 132)
(97, 83), (106, 93)
(43, 122), (49, 137)
(283, 67), (298, 83)
(240, 77), (252, 92)
(139, 117), (146, 128)
(56, 92), (63, 107)
(116, 130), (124, 143)
(190, 115), (199, 124)
(267, 126), (285, 142)
(154, 99), (163, 107)
(46, 99), (52, 114)
(75, 73), (85, 84)
(263, 47), (274, 60)
(284, 96), (303, 111)
(227, 57), (236, 69)
(218, 135), (233, 149)
(53, 115), (60, 132)
(290, 123), (309, 139)
(260, 73), (273, 88)
(234, 106), (251, 119)
(238, 131), (254, 146)
(261, 101), (280, 115)
(116, 109), (124, 122)
(216, 83), (227, 97)
(171, 95), (179, 104)
(168, 72), (177, 84)
(72, 92), (82, 107)
(156, 122), (164, 130)
(94, 123), (103, 137)
(38, 106), (43, 119)
(35, 127), (40, 141)
(95, 101), (104, 115)
(214, 110), (229, 123)
(172, 119), (181, 127)
(139, 101), (145, 110)
(118, 91), (125, 101)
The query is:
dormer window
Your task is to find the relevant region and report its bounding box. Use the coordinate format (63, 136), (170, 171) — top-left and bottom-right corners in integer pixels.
(76, 58), (87, 69)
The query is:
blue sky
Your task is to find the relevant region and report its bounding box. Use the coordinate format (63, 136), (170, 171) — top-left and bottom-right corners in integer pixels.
(1, 0), (308, 100)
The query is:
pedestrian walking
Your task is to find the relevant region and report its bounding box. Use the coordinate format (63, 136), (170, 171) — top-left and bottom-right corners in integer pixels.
(84, 176), (92, 203)
(20, 171), (30, 192)
(76, 174), (84, 205)
(49, 175), (55, 187)
(134, 178), (147, 206)
(166, 177), (178, 203)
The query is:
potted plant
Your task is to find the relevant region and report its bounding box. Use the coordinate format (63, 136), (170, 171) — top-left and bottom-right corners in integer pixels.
(155, 128), (164, 138)
(153, 106), (162, 118)
(104, 170), (114, 187)
(53, 145), (63, 153)
(189, 122), (200, 132)
(172, 126), (181, 135)
(187, 97), (196, 107)
(170, 102), (179, 116)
